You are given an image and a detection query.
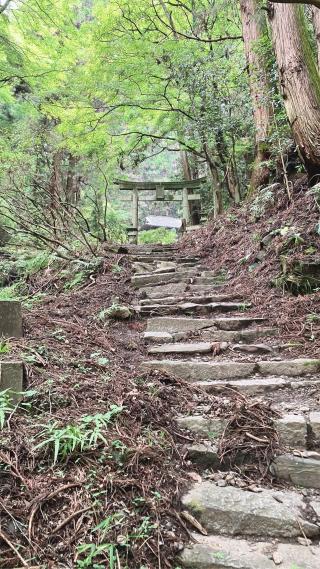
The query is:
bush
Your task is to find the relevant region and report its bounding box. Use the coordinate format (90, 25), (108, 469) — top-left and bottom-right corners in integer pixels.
(138, 228), (177, 245)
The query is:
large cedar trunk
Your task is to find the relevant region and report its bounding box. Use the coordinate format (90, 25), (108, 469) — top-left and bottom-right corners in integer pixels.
(240, 0), (273, 192)
(311, 6), (320, 68)
(269, 3), (320, 181)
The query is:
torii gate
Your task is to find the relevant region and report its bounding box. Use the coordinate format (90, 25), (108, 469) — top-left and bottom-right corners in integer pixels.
(114, 177), (206, 242)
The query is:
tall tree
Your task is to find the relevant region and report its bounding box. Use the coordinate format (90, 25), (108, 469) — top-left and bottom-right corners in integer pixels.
(311, 5), (320, 68)
(240, 0), (273, 192)
(268, 2), (320, 181)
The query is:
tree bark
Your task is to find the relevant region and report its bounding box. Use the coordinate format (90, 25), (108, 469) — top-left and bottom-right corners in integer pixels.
(271, 0), (320, 8)
(311, 5), (320, 68)
(240, 0), (273, 192)
(269, 2), (320, 181)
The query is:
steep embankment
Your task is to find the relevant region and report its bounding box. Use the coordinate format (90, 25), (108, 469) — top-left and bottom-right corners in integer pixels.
(180, 178), (320, 358)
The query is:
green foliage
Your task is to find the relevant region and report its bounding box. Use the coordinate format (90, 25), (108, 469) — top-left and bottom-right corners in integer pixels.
(34, 406), (123, 464)
(139, 228), (177, 245)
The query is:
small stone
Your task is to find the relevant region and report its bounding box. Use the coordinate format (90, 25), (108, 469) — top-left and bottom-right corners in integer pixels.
(297, 537), (312, 546)
(311, 501), (320, 517)
(217, 479), (227, 487)
(272, 551), (283, 565)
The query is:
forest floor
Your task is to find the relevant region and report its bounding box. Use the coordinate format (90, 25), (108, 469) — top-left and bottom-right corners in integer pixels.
(1, 178), (320, 568)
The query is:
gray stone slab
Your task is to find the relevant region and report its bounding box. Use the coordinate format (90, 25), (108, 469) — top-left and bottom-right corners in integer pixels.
(186, 443), (219, 467)
(0, 361), (24, 402)
(143, 331), (173, 344)
(276, 414), (307, 448)
(138, 302), (247, 317)
(0, 301), (23, 338)
(200, 327), (278, 343)
(132, 270), (198, 287)
(271, 454), (320, 488)
(310, 412), (320, 443)
(180, 534), (320, 569)
(197, 378), (315, 397)
(177, 415), (226, 438)
(182, 482), (319, 538)
(148, 342), (213, 355)
(258, 359), (320, 377)
(141, 360), (256, 381)
(139, 283), (188, 299)
(178, 413), (308, 449)
(146, 317), (268, 334)
(140, 294), (239, 306)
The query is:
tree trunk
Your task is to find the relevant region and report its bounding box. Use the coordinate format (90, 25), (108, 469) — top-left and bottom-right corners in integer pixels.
(240, 0), (273, 192)
(271, 0), (320, 8)
(311, 6), (320, 68)
(269, 2), (320, 181)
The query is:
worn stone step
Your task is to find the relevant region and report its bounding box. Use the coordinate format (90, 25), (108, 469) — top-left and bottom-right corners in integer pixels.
(0, 361), (24, 402)
(141, 358), (320, 381)
(140, 294), (241, 306)
(180, 534), (320, 569)
(148, 342), (214, 355)
(178, 413), (309, 449)
(138, 302), (249, 317)
(143, 327), (277, 345)
(271, 454), (320, 488)
(134, 274), (226, 288)
(139, 283), (223, 299)
(146, 316), (268, 334)
(195, 378), (320, 396)
(147, 341), (278, 355)
(0, 301), (23, 338)
(182, 482), (319, 538)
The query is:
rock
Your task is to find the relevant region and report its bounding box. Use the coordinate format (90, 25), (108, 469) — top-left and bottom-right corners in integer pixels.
(0, 361), (24, 402)
(141, 360), (256, 382)
(139, 302), (248, 317)
(106, 305), (133, 319)
(186, 444), (220, 467)
(180, 534), (320, 569)
(276, 414), (307, 448)
(297, 537), (312, 546)
(143, 331), (173, 344)
(146, 316), (267, 334)
(131, 270), (199, 287)
(311, 501), (320, 518)
(270, 454), (320, 488)
(310, 412), (320, 443)
(217, 479), (227, 487)
(148, 342), (213, 355)
(176, 416), (226, 438)
(139, 282), (188, 299)
(132, 262), (154, 274)
(0, 301), (23, 338)
(232, 343), (273, 354)
(272, 552), (283, 565)
(181, 482), (319, 538)
(258, 359), (320, 377)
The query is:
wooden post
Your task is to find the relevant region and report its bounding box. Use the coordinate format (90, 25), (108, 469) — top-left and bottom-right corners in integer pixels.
(182, 187), (190, 224)
(132, 189), (139, 229)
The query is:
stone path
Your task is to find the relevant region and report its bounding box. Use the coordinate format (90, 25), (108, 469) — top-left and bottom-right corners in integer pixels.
(128, 244), (320, 569)
(0, 300), (23, 399)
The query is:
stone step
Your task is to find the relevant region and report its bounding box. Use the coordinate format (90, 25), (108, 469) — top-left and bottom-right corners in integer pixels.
(139, 283), (223, 299)
(0, 361), (24, 402)
(143, 328), (278, 345)
(180, 534), (320, 569)
(0, 301), (23, 338)
(147, 341), (278, 355)
(140, 294), (241, 306)
(146, 316), (268, 334)
(141, 358), (320, 381)
(181, 482), (319, 538)
(271, 453), (320, 489)
(133, 274), (225, 288)
(195, 377), (320, 396)
(137, 302), (249, 317)
(178, 413), (312, 449)
(131, 255), (199, 263)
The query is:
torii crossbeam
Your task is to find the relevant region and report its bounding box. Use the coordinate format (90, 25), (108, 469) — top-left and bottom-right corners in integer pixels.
(114, 177), (206, 242)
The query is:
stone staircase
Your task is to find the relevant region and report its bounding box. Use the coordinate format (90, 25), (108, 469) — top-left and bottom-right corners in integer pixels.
(128, 244), (320, 569)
